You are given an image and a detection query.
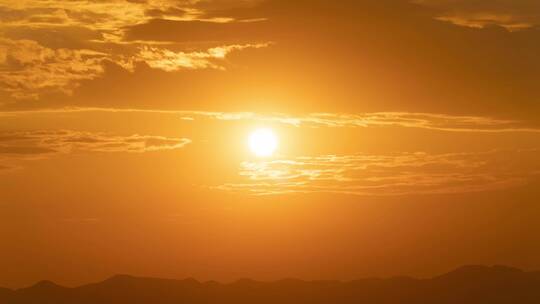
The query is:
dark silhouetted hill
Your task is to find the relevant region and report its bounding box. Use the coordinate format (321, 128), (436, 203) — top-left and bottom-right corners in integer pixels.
(2, 265), (540, 303)
(0, 287), (13, 300)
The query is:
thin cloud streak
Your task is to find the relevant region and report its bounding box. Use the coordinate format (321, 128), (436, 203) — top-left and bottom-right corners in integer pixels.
(217, 149), (540, 196)
(2, 107), (539, 133)
(0, 129), (191, 168)
(129, 43), (269, 71)
(413, 0), (540, 30)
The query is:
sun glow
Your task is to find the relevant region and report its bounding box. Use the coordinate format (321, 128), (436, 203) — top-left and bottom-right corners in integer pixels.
(249, 128), (278, 157)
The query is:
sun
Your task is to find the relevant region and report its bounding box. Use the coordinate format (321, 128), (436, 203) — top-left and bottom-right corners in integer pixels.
(248, 128), (278, 157)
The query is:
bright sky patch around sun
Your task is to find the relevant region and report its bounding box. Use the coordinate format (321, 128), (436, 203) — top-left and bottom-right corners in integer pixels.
(248, 128), (278, 157)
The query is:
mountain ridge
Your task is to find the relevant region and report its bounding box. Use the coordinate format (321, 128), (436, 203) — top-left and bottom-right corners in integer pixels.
(3, 265), (540, 304)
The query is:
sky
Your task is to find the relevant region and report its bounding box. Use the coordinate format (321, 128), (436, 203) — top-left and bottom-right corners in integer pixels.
(1, 0), (540, 289)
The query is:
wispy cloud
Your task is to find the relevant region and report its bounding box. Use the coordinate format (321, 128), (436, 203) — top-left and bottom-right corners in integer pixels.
(217, 149), (540, 196)
(0, 0), (271, 99)
(0, 38), (106, 99)
(181, 111), (540, 133)
(130, 43), (269, 71)
(3, 107), (540, 133)
(413, 0), (540, 30)
(0, 38), (269, 99)
(0, 129), (191, 168)
(0, 0), (229, 43)
(435, 14), (534, 31)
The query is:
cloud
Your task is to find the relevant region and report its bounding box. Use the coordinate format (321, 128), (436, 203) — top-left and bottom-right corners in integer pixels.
(175, 110), (540, 133)
(0, 0), (539, 121)
(131, 43), (269, 71)
(3, 107), (540, 133)
(217, 149), (540, 196)
(0, 0), (271, 99)
(0, 130), (191, 168)
(0, 0), (221, 43)
(0, 37), (269, 98)
(0, 38), (107, 99)
(414, 0), (540, 30)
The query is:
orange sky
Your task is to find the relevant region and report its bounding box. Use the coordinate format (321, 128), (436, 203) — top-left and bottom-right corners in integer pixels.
(1, 0), (540, 289)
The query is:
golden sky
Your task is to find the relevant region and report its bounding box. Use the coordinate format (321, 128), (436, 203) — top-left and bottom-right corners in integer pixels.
(1, 0), (540, 289)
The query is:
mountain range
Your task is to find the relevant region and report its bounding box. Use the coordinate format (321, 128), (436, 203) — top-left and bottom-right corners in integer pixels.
(2, 265), (540, 303)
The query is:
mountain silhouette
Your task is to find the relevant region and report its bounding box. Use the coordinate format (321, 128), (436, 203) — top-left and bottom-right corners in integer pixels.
(2, 265), (540, 304)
